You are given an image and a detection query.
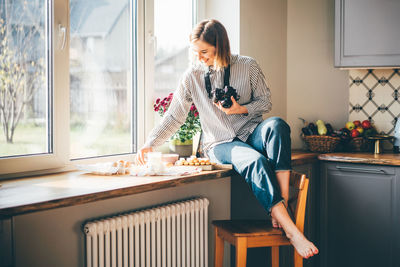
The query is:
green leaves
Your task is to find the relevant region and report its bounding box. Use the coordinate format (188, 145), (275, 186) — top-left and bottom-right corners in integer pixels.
(155, 93), (201, 143)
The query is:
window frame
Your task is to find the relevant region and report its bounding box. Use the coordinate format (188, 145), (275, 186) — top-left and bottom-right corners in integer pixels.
(0, 0), (201, 179)
(0, 0), (70, 177)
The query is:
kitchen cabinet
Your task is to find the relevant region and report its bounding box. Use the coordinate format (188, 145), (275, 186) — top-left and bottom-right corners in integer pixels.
(0, 218), (12, 267)
(335, 0), (400, 67)
(320, 162), (400, 267)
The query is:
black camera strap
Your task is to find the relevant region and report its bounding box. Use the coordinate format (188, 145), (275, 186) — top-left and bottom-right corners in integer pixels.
(223, 64), (230, 87)
(204, 64), (231, 98)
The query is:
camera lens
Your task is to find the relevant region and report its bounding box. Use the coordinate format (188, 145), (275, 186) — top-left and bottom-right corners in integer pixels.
(221, 98), (233, 108)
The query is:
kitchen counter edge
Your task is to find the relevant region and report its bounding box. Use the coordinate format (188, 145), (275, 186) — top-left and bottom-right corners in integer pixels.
(0, 152), (318, 217)
(318, 152), (400, 166)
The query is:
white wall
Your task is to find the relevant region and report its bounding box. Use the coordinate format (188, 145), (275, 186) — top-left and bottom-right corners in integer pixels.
(240, 0), (287, 119)
(205, 0), (240, 54)
(286, 0), (349, 148)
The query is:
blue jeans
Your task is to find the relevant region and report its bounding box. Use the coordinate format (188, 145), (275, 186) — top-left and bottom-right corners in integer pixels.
(207, 117), (292, 213)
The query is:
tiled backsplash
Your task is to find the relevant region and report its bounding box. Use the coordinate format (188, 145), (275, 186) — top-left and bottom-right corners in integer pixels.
(349, 69), (400, 134)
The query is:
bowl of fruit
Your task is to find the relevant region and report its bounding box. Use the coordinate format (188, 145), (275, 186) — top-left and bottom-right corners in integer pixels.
(300, 119), (341, 153)
(340, 120), (377, 152)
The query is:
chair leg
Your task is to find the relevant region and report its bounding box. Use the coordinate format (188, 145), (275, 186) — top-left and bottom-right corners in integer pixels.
(294, 251), (303, 267)
(271, 246), (279, 267)
(214, 227), (224, 267)
(236, 237), (247, 267)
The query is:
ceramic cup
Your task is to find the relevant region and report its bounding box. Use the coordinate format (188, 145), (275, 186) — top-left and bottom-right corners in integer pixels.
(146, 152), (164, 173)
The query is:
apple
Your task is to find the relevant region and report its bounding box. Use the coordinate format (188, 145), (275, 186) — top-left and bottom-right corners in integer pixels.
(356, 126), (364, 134)
(353, 120), (361, 127)
(351, 129), (360, 138)
(361, 120), (372, 129)
(345, 121), (356, 131)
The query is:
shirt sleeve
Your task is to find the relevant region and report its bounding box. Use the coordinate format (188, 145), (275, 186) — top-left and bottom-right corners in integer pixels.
(143, 73), (193, 148)
(242, 59), (272, 116)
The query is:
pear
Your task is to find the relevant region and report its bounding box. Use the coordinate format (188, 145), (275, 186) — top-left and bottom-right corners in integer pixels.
(345, 121), (355, 131)
(316, 120), (327, 135)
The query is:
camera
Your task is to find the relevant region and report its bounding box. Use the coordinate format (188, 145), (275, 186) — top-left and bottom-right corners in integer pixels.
(212, 86), (240, 108)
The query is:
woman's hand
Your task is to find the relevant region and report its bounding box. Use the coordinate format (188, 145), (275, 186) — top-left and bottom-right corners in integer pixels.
(214, 96), (248, 115)
(135, 146), (153, 165)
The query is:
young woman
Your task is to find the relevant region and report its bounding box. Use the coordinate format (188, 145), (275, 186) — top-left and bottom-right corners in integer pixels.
(136, 19), (318, 258)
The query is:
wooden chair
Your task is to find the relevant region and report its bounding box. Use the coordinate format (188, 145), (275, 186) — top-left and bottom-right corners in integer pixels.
(212, 171), (309, 267)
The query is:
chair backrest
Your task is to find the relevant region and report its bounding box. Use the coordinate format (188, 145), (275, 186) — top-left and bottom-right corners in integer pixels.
(287, 171), (309, 233)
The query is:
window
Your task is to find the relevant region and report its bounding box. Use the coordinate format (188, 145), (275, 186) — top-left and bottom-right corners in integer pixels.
(69, 0), (135, 159)
(0, 0), (200, 176)
(154, 0), (195, 97)
(0, 0), (50, 158)
(151, 0), (197, 128)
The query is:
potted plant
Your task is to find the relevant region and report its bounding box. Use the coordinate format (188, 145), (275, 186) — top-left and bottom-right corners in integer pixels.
(153, 93), (201, 156)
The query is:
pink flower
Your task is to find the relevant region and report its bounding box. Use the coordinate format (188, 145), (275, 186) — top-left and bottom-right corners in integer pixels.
(154, 106), (159, 112)
(190, 105), (196, 111)
(156, 98), (160, 104)
(194, 111), (199, 117)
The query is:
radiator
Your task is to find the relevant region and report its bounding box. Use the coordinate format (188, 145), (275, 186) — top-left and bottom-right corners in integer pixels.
(84, 198), (209, 267)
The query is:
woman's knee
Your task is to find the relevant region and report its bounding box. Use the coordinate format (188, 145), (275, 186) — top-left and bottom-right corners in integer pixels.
(264, 117), (290, 134)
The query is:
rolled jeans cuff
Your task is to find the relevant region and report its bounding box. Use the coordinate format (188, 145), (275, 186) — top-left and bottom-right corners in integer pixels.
(275, 169), (292, 172)
(268, 198), (285, 215)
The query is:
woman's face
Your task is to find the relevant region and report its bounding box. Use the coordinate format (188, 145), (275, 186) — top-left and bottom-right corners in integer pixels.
(191, 40), (216, 67)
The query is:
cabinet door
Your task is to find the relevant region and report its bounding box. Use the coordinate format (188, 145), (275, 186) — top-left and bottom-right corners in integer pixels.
(335, 0), (400, 67)
(0, 218), (13, 267)
(320, 163), (397, 267)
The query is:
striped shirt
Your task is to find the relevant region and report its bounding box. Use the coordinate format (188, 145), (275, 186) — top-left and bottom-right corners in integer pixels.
(144, 54), (272, 154)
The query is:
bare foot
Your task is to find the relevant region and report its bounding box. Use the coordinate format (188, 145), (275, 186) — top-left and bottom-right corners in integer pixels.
(272, 200), (287, 228)
(271, 217), (280, 228)
(288, 231), (319, 258)
(270, 201), (318, 258)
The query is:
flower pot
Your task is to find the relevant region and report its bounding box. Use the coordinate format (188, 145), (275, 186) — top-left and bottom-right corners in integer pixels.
(169, 139), (193, 157)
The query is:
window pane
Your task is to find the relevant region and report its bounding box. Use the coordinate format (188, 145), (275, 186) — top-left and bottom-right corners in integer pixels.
(0, 0), (49, 158)
(154, 0), (193, 97)
(70, 0), (134, 159)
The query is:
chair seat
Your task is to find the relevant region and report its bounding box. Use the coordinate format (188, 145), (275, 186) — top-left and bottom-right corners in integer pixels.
(213, 220), (286, 237)
(213, 220), (292, 248)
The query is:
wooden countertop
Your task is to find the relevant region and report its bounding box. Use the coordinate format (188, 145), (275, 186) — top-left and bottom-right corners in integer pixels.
(318, 152), (400, 166)
(0, 168), (235, 217)
(0, 152), (318, 217)
(291, 151), (319, 165)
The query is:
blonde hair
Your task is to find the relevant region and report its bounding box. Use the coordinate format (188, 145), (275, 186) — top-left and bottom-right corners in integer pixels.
(190, 19), (231, 69)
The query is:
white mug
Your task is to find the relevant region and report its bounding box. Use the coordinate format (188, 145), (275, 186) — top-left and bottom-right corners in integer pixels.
(146, 152), (164, 173)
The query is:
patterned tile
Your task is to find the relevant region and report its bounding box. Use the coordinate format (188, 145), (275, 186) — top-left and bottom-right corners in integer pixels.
(349, 69), (400, 134)
(390, 70), (400, 88)
(349, 110), (368, 123)
(391, 101), (400, 118)
(373, 84), (394, 106)
(372, 111), (393, 134)
(349, 82), (368, 103)
(362, 71), (379, 88)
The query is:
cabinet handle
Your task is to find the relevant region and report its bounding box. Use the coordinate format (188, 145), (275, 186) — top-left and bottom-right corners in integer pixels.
(335, 166), (388, 174)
